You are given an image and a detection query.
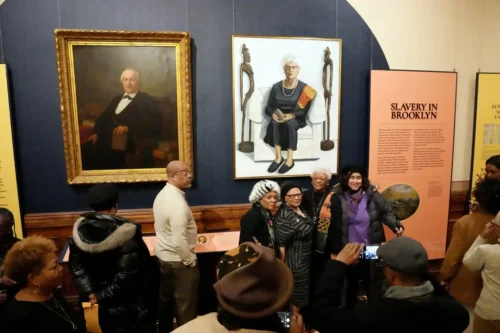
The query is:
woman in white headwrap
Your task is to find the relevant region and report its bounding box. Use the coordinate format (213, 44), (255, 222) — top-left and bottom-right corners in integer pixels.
(239, 180), (281, 258)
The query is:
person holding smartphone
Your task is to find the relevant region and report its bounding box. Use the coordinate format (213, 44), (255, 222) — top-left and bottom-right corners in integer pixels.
(308, 238), (469, 333)
(325, 164), (404, 308)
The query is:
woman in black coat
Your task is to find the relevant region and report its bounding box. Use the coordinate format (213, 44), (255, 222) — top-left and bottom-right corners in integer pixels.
(239, 180), (281, 258)
(325, 165), (404, 308)
(69, 184), (156, 333)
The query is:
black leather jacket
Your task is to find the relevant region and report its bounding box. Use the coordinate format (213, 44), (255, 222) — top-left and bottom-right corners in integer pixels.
(68, 212), (156, 333)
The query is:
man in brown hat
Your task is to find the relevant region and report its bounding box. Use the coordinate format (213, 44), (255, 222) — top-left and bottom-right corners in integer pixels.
(173, 242), (304, 333)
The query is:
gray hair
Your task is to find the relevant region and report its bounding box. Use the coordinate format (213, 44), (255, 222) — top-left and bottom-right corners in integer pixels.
(311, 167), (332, 180)
(282, 55), (299, 68)
(120, 68), (139, 81)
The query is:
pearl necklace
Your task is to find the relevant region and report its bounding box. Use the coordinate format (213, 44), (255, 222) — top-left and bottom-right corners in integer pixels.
(282, 80), (298, 97)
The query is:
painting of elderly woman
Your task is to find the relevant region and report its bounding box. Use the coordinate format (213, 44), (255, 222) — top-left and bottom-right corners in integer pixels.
(264, 56), (317, 174)
(232, 36), (342, 179)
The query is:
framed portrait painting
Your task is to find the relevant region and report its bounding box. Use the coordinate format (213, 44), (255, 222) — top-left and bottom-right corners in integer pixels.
(232, 35), (342, 179)
(55, 29), (193, 184)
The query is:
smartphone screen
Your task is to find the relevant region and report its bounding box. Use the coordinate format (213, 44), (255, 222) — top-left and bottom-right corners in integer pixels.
(278, 311), (291, 329)
(359, 245), (380, 259)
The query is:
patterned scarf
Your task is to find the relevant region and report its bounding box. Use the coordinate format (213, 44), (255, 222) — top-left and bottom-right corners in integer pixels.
(255, 203), (279, 257)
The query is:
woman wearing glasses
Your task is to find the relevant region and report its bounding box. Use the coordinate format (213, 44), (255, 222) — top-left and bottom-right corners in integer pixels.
(275, 181), (313, 315)
(263, 56), (317, 175)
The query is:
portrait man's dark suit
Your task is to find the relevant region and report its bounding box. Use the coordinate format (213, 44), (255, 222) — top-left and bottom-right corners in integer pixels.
(81, 91), (162, 170)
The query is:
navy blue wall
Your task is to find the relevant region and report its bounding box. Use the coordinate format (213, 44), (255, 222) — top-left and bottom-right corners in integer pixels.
(0, 0), (388, 214)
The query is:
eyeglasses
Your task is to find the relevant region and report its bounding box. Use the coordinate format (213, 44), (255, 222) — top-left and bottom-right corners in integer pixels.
(286, 193), (302, 198)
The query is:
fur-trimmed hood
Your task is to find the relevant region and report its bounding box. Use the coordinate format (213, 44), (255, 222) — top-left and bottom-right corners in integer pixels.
(72, 213), (138, 254)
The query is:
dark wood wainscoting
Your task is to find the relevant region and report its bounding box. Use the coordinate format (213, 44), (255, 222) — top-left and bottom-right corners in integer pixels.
(24, 203), (252, 309)
(24, 203), (251, 251)
(23, 183), (470, 308)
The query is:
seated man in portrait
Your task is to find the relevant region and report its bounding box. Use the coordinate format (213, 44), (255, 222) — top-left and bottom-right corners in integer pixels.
(81, 68), (162, 170)
(264, 55), (317, 174)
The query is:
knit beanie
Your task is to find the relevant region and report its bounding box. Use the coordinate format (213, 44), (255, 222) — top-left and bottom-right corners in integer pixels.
(88, 184), (119, 211)
(340, 164), (365, 178)
(280, 181), (302, 201)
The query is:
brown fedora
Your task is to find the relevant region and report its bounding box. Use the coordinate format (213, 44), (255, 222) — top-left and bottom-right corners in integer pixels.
(213, 242), (293, 319)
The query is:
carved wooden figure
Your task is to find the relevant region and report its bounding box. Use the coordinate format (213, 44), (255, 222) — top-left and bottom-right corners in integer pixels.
(321, 47), (334, 151)
(238, 44), (255, 153)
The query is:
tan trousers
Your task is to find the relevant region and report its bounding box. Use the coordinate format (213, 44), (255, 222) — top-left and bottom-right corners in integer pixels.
(157, 258), (200, 333)
(474, 313), (500, 333)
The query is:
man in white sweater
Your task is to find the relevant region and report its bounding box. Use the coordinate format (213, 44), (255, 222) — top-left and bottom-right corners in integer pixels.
(154, 160), (199, 333)
(463, 220), (500, 333)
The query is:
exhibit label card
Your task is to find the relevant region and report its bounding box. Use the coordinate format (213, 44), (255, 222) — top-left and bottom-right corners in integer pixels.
(471, 73), (500, 192)
(0, 64), (23, 237)
(369, 70), (457, 259)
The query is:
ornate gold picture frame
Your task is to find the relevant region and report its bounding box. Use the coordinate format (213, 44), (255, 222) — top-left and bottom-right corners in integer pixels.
(55, 29), (193, 184)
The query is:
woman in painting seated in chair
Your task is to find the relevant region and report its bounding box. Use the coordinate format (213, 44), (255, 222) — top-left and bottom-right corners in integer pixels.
(264, 55), (317, 174)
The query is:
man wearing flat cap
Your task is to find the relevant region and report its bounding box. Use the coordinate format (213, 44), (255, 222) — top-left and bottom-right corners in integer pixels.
(308, 237), (470, 333)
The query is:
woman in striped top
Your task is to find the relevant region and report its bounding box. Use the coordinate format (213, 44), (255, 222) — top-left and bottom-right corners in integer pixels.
(275, 181), (314, 314)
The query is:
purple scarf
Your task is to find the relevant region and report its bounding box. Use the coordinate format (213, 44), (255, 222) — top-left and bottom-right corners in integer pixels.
(345, 190), (370, 244)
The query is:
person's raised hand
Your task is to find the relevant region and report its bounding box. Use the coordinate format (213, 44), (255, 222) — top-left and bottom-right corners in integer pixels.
(334, 243), (364, 266)
(86, 134), (98, 145)
(113, 125), (129, 136)
(0, 275), (16, 287)
(289, 313), (304, 333)
(480, 221), (497, 239)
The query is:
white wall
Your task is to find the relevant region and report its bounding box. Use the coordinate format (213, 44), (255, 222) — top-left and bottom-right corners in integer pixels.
(348, 0), (500, 181)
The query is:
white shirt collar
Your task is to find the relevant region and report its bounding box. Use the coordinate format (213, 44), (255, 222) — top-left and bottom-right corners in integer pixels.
(123, 92), (137, 99)
(166, 183), (186, 197)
